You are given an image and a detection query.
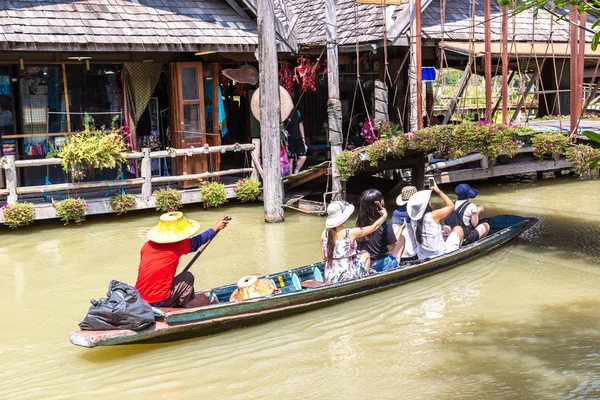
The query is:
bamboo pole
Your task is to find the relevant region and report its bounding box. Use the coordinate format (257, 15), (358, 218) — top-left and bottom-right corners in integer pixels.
(570, 5), (579, 136)
(415, 0), (423, 129)
(484, 0), (492, 123)
(501, 6), (509, 124)
(257, 0), (284, 222)
(61, 63), (71, 133)
(17, 178), (145, 195)
(151, 168), (254, 184)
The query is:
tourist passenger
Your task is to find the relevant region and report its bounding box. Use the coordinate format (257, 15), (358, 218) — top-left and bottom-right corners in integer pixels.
(135, 212), (229, 308)
(392, 186), (419, 262)
(284, 109), (307, 174)
(445, 183), (490, 245)
(408, 183), (464, 260)
(321, 201), (388, 283)
(355, 189), (400, 272)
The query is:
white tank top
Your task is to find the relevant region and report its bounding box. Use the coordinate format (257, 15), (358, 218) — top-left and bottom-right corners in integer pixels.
(394, 223), (418, 258)
(416, 212), (444, 259)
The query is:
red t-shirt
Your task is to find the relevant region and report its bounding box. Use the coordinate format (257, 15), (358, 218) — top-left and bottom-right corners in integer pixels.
(135, 239), (191, 303)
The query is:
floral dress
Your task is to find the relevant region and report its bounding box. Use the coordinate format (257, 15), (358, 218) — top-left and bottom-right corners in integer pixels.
(322, 229), (369, 284)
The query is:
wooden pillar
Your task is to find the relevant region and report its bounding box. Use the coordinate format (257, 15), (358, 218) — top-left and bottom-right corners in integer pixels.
(578, 12), (586, 120)
(443, 61), (472, 125)
(374, 79), (389, 126)
(141, 148), (152, 199)
(570, 5), (579, 136)
(61, 63), (71, 133)
(5, 155), (18, 204)
(411, 155), (425, 190)
(425, 81), (434, 124)
(484, 0), (492, 123)
(257, 0), (284, 222)
(250, 138), (263, 182)
(325, 0), (343, 199)
(501, 5), (509, 124)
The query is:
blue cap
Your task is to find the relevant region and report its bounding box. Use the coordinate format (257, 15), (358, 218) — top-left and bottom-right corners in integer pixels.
(455, 183), (478, 200)
(392, 209), (409, 224)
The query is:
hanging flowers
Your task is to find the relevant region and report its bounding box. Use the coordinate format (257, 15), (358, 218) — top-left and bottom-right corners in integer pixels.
(279, 61), (294, 93)
(294, 57), (320, 92)
(361, 119), (379, 144)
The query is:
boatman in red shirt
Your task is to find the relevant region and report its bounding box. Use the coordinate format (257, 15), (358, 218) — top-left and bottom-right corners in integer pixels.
(135, 211), (229, 308)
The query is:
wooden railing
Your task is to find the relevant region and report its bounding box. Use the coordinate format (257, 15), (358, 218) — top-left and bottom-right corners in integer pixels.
(0, 140), (262, 204)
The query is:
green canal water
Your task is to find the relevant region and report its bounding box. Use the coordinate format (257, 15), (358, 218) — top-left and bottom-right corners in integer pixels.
(1, 178), (599, 399)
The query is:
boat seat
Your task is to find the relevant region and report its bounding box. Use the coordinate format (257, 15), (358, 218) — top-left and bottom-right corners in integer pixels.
(301, 279), (326, 288)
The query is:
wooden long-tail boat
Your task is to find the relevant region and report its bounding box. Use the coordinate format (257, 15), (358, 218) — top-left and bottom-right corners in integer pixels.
(70, 215), (537, 348)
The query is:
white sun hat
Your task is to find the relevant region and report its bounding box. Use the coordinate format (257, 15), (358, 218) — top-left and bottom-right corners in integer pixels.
(325, 201), (355, 229)
(407, 190), (433, 221)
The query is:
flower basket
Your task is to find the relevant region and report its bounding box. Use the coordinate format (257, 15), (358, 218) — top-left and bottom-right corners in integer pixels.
(153, 188), (182, 212)
(2, 202), (35, 229)
(200, 181), (228, 208)
(54, 197), (88, 225)
(233, 178), (261, 202)
(110, 193), (137, 215)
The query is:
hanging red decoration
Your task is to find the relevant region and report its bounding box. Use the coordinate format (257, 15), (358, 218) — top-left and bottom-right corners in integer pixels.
(233, 83), (248, 98)
(278, 61), (294, 93)
(294, 57), (320, 92)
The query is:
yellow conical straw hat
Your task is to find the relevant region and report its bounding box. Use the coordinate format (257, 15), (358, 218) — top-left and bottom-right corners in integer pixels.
(147, 212), (201, 243)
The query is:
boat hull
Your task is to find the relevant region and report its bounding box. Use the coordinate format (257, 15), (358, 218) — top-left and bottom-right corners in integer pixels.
(70, 215), (537, 348)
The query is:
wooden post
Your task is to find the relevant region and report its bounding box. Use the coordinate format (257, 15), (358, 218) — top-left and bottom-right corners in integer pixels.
(257, 0), (284, 222)
(570, 5), (578, 136)
(484, 0), (492, 123)
(141, 148), (152, 199)
(250, 138), (263, 181)
(325, 0), (343, 200)
(374, 79), (389, 126)
(511, 66), (543, 122)
(578, 11), (586, 125)
(443, 61), (472, 125)
(5, 155), (18, 204)
(61, 63), (71, 133)
(425, 81), (434, 124)
(501, 6), (509, 124)
(415, 0), (422, 129)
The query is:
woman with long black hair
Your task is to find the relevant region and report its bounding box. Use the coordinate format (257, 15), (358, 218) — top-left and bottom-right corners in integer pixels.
(321, 201), (387, 283)
(407, 182), (464, 259)
(355, 189), (404, 272)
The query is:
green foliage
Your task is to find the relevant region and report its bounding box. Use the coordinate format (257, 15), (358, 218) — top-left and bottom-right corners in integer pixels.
(54, 197), (87, 225)
(379, 121), (402, 140)
(335, 149), (363, 180)
(2, 202), (35, 229)
(110, 193), (137, 215)
(566, 144), (599, 178)
(366, 139), (391, 166)
(530, 133), (570, 160)
(154, 188), (182, 212)
(233, 178), (261, 202)
(200, 182), (228, 208)
(54, 115), (128, 180)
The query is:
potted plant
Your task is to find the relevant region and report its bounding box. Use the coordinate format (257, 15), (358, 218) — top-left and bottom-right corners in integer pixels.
(2, 202), (35, 229)
(54, 197), (88, 225)
(166, 147), (177, 158)
(233, 178), (261, 202)
(153, 188), (182, 212)
(200, 181), (228, 207)
(110, 193), (137, 215)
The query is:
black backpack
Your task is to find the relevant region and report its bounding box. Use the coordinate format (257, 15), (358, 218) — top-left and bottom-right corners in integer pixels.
(79, 280), (155, 331)
(444, 201), (472, 230)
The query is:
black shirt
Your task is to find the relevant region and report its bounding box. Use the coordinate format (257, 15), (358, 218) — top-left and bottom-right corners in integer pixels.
(285, 110), (303, 142)
(356, 221), (397, 260)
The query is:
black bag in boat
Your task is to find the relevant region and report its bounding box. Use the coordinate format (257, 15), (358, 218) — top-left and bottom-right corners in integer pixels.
(79, 280), (155, 331)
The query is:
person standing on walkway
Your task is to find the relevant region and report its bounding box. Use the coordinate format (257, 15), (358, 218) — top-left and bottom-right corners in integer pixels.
(284, 109), (307, 174)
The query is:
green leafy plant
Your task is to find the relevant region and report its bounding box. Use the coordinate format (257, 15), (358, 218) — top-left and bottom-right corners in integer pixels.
(154, 188), (182, 212)
(379, 121), (402, 140)
(200, 181), (228, 207)
(54, 115), (128, 180)
(110, 193), (137, 215)
(233, 178), (261, 202)
(54, 197), (87, 225)
(530, 133), (569, 160)
(2, 202), (35, 229)
(366, 139), (391, 167)
(566, 144), (599, 178)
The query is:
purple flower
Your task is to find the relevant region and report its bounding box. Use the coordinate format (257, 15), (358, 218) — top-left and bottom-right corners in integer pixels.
(547, 143), (552, 147)
(460, 137), (466, 141)
(476, 135), (481, 139)
(535, 147), (540, 151)
(592, 153), (597, 158)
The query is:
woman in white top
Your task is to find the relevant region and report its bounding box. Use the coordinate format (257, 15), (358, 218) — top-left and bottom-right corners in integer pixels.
(407, 182), (464, 260)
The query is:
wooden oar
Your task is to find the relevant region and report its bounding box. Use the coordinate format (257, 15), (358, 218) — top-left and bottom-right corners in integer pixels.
(182, 216), (231, 273)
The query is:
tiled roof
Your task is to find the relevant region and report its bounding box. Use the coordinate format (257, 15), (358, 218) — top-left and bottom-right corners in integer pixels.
(282, 0), (407, 47)
(0, 0), (259, 52)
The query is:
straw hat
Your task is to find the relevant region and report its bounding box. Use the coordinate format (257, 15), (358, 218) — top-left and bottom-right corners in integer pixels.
(250, 85), (294, 123)
(146, 212), (201, 243)
(407, 190), (433, 221)
(229, 275), (276, 301)
(222, 65), (259, 85)
(396, 185), (418, 206)
(325, 201), (355, 229)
